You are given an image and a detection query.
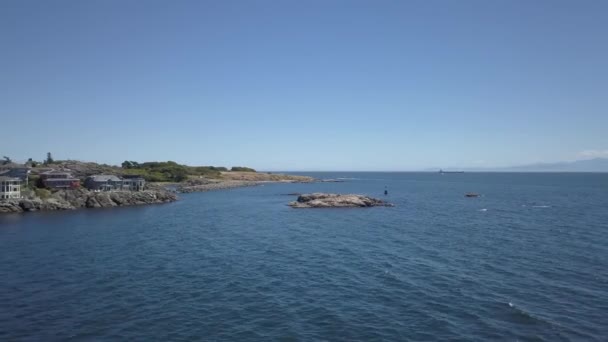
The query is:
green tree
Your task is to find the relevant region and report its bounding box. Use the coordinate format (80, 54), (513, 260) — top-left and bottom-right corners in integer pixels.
(26, 158), (38, 167)
(231, 166), (256, 172)
(2, 156), (11, 165)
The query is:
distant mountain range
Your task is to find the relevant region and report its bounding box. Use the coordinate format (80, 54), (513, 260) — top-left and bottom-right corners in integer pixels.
(461, 158), (608, 172)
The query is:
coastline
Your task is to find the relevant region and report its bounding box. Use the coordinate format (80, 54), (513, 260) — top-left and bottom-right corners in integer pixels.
(0, 172), (316, 214)
(167, 171), (315, 193)
(0, 188), (177, 214)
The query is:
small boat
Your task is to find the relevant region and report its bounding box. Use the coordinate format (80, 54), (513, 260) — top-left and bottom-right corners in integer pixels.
(465, 193), (480, 198)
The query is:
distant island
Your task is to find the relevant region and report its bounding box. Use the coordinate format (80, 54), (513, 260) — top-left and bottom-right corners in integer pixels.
(497, 158), (608, 172)
(438, 169), (464, 174)
(429, 158), (608, 173)
(0, 154), (314, 214)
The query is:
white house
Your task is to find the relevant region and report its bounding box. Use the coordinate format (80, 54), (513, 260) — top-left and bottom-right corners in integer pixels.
(0, 176), (21, 199)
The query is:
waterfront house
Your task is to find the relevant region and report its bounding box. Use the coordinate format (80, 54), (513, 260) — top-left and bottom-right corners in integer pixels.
(84, 175), (123, 191)
(121, 175), (145, 191)
(40, 170), (80, 189)
(0, 176), (21, 199)
(84, 175), (145, 191)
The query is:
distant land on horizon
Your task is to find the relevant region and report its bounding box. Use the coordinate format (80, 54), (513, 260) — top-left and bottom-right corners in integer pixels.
(284, 158), (608, 172)
(455, 158), (608, 173)
(4, 157), (608, 173)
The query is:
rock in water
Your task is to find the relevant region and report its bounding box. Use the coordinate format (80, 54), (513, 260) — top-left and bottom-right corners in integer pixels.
(289, 193), (394, 208)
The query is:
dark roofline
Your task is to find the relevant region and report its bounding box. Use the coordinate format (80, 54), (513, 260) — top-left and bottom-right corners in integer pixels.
(41, 169), (73, 174)
(0, 176), (20, 181)
(44, 178), (80, 182)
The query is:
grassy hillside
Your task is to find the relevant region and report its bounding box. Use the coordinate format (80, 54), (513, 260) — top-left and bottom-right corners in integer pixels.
(121, 161), (224, 182)
(28, 160), (259, 183)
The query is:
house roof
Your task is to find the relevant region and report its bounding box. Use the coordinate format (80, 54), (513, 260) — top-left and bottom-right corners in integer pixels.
(0, 176), (20, 181)
(44, 178), (79, 182)
(87, 175), (122, 182)
(41, 169), (73, 175)
(2, 168), (31, 177)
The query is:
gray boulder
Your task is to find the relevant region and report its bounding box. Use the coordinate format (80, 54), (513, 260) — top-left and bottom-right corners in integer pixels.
(53, 188), (89, 208)
(20, 198), (41, 211)
(0, 200), (23, 213)
(40, 198), (74, 211)
(86, 196), (101, 208)
(92, 193), (116, 207)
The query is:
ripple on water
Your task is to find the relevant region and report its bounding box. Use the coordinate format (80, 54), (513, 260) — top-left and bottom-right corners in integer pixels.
(1, 173), (607, 341)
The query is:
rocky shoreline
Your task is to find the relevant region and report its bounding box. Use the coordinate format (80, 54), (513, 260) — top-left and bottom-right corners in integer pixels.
(0, 188), (177, 214)
(0, 172), (316, 214)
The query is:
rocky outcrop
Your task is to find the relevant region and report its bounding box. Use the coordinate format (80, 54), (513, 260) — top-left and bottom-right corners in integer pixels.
(0, 189), (177, 214)
(40, 198), (74, 211)
(52, 188), (88, 207)
(0, 200), (23, 213)
(56, 189), (177, 208)
(0, 197), (75, 213)
(289, 193), (394, 208)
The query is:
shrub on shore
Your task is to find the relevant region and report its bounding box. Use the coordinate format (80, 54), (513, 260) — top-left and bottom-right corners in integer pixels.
(231, 166), (256, 172)
(35, 188), (51, 199)
(120, 161), (242, 182)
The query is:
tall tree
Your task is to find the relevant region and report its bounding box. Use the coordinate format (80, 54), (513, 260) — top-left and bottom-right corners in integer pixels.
(45, 152), (54, 165)
(26, 158), (38, 167)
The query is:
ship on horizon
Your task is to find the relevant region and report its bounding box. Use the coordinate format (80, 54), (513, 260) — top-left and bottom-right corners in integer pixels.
(439, 169), (465, 174)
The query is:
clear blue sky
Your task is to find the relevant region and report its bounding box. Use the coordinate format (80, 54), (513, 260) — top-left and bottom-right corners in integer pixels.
(1, 0), (607, 171)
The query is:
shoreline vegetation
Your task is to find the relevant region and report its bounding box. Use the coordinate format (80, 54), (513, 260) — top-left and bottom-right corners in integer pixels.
(172, 171), (315, 193)
(0, 159), (315, 214)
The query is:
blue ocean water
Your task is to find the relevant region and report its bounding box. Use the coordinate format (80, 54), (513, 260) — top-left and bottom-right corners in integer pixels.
(1, 172), (607, 341)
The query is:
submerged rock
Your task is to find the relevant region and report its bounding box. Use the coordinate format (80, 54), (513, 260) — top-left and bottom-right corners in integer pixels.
(289, 193), (394, 208)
